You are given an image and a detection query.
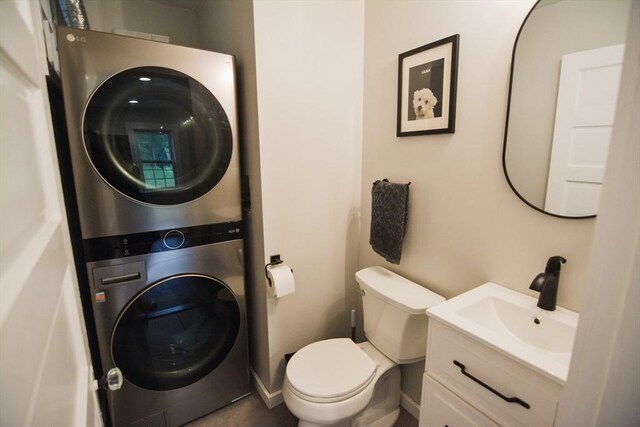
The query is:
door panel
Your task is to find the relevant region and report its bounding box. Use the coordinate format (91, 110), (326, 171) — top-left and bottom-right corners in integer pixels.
(0, 1), (98, 426)
(545, 44), (624, 216)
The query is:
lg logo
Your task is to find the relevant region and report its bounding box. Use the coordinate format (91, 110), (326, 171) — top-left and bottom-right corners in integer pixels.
(66, 34), (86, 43)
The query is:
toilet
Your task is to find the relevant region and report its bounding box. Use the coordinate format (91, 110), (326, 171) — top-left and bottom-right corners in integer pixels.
(283, 266), (445, 427)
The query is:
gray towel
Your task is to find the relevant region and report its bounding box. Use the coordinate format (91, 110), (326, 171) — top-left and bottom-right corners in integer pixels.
(369, 179), (410, 264)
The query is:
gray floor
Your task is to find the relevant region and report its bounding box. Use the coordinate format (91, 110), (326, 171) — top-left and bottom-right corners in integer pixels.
(186, 391), (419, 427)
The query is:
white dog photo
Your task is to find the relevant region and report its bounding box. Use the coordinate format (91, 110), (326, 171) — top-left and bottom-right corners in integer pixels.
(412, 88), (437, 119)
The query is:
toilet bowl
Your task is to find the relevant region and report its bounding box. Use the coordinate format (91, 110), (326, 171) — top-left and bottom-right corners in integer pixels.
(283, 339), (399, 427)
(283, 266), (445, 427)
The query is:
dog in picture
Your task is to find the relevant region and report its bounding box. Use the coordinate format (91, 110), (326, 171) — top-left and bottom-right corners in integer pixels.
(412, 88), (437, 119)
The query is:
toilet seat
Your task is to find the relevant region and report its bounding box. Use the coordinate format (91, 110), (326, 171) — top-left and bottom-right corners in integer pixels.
(286, 338), (378, 403)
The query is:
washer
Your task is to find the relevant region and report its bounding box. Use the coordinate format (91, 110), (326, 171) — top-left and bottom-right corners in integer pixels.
(87, 234), (250, 426)
(56, 27), (241, 239)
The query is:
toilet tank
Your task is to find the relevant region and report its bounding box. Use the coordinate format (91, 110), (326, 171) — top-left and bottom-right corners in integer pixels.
(356, 266), (445, 364)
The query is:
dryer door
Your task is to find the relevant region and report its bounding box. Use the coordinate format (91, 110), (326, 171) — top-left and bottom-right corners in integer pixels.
(83, 67), (233, 205)
(111, 274), (241, 391)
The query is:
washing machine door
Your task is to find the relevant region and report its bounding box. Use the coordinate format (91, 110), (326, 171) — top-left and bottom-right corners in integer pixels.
(111, 274), (241, 391)
(83, 66), (233, 205)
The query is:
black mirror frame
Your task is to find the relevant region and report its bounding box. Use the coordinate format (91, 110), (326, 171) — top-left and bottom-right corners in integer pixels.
(502, 0), (596, 220)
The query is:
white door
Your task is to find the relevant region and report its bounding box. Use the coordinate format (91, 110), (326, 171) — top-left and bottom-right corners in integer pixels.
(0, 1), (100, 426)
(545, 44), (624, 216)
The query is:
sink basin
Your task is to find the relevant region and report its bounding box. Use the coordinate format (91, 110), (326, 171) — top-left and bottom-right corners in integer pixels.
(456, 294), (576, 353)
(427, 282), (579, 383)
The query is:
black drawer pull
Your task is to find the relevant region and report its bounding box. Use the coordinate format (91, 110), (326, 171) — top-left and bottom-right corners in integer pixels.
(453, 360), (530, 409)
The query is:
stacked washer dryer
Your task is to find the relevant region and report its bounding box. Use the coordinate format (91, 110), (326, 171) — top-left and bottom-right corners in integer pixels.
(56, 28), (250, 426)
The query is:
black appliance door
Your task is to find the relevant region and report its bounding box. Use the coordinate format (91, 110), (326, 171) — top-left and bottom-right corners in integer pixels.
(83, 66), (232, 205)
(111, 274), (241, 391)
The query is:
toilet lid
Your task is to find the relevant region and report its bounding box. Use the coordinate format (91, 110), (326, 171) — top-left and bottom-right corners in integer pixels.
(286, 338), (377, 403)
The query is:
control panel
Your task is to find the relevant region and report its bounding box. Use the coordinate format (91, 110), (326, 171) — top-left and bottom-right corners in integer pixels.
(83, 221), (243, 262)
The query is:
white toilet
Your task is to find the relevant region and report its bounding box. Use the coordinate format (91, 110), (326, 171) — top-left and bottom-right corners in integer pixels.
(283, 266), (445, 427)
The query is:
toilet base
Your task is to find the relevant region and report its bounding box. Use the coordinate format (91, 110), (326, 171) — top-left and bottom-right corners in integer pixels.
(286, 341), (402, 427)
(352, 366), (400, 427)
(294, 364), (401, 427)
(359, 408), (399, 427)
(298, 421), (350, 427)
(296, 409), (398, 427)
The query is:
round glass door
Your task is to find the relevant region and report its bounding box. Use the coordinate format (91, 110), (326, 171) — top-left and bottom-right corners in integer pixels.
(83, 66), (233, 205)
(112, 275), (240, 391)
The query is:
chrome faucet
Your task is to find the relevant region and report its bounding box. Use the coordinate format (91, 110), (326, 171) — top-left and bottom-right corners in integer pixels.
(529, 256), (567, 311)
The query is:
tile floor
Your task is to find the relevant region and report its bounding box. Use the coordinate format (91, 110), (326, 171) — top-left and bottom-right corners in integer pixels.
(186, 392), (419, 427)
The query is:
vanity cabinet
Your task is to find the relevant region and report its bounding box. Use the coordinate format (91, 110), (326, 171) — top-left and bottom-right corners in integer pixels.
(421, 375), (498, 427)
(420, 320), (564, 427)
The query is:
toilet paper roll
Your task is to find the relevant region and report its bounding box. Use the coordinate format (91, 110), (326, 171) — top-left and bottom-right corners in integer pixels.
(266, 264), (295, 298)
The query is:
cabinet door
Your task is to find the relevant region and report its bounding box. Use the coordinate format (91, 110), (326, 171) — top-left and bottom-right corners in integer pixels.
(426, 321), (561, 427)
(420, 375), (498, 427)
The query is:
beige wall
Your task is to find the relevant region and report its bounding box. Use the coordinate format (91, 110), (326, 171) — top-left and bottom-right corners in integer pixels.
(361, 0), (596, 402)
(196, 0), (272, 394)
(506, 0), (631, 207)
(84, 0), (200, 47)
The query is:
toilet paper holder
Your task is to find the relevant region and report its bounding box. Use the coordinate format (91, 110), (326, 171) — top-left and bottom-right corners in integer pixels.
(265, 254), (290, 288)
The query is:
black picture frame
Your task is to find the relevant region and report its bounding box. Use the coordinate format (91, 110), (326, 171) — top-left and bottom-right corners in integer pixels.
(397, 34), (459, 137)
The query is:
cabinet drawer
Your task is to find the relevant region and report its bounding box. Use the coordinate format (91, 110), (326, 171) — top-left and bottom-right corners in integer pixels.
(426, 320), (562, 427)
(420, 374), (498, 427)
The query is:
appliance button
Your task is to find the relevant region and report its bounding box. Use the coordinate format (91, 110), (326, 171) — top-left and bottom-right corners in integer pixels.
(163, 230), (185, 249)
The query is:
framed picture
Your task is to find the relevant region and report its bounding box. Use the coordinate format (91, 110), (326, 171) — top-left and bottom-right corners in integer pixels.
(397, 34), (459, 137)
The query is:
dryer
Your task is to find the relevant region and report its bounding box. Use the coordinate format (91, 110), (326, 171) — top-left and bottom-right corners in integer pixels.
(56, 27), (241, 239)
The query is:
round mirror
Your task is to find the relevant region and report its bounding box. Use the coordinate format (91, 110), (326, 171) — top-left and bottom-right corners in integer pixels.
(503, 0), (631, 218)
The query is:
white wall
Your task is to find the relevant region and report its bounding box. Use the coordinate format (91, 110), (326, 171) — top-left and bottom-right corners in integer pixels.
(253, 0), (364, 391)
(361, 0), (596, 402)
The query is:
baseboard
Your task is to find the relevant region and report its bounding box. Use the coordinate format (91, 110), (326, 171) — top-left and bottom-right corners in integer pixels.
(400, 391), (420, 420)
(251, 369), (419, 417)
(250, 368), (284, 409)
